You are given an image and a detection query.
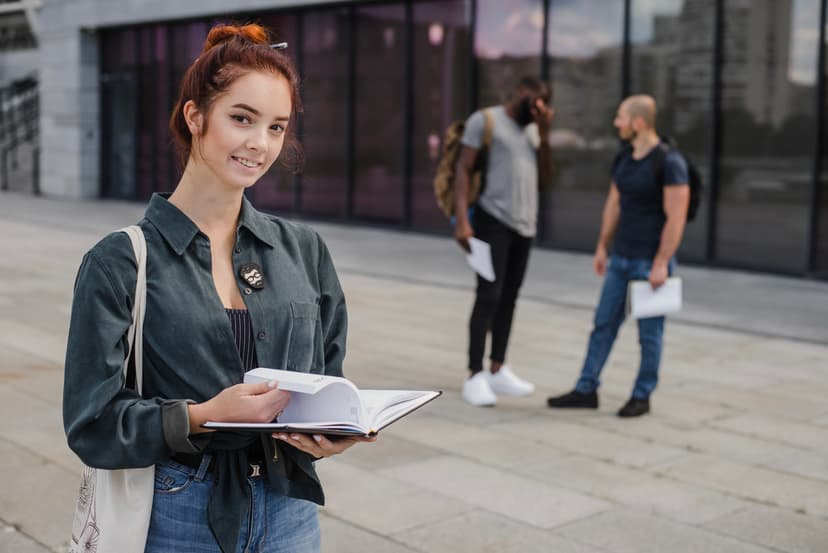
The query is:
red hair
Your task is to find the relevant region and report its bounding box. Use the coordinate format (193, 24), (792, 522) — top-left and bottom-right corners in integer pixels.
(169, 23), (303, 171)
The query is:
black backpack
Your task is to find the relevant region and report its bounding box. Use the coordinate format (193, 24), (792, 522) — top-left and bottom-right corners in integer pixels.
(613, 138), (703, 222)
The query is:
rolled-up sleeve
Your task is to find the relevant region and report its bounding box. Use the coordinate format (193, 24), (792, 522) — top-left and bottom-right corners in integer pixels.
(63, 237), (195, 469)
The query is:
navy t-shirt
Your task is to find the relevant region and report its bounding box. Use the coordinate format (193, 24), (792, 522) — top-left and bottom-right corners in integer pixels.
(612, 145), (688, 259)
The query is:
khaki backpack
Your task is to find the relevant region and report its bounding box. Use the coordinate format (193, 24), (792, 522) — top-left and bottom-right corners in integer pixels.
(433, 109), (494, 218)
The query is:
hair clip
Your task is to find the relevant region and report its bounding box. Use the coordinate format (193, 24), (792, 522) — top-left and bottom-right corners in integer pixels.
(270, 42), (288, 49)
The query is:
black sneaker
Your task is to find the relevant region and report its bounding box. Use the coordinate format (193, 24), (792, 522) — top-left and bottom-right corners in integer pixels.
(617, 397), (650, 418)
(546, 390), (598, 409)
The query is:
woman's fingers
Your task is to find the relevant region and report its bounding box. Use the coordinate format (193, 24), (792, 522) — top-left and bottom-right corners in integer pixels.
(271, 432), (376, 458)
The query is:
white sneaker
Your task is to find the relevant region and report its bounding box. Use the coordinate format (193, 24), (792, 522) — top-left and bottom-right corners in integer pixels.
(487, 365), (535, 396)
(462, 372), (497, 407)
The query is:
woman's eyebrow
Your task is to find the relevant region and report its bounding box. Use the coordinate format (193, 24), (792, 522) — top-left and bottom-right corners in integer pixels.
(231, 103), (262, 115)
(231, 103), (289, 122)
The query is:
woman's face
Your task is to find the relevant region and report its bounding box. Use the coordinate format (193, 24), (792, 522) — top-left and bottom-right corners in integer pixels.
(190, 70), (292, 190)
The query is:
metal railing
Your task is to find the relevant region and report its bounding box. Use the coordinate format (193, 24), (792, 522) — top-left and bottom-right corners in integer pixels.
(0, 72), (38, 193)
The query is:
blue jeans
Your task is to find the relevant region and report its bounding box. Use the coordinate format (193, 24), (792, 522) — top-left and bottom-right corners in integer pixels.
(145, 455), (321, 553)
(575, 255), (674, 399)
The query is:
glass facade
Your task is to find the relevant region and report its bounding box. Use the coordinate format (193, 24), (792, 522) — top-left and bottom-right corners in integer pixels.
(98, 0), (828, 278)
(542, 0), (624, 250)
(630, 0), (714, 262)
(716, 0), (820, 273)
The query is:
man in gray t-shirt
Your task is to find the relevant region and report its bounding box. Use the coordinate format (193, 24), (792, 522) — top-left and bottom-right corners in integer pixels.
(453, 76), (554, 407)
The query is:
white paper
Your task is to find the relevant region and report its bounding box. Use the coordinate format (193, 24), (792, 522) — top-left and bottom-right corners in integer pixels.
(466, 237), (495, 282)
(627, 277), (683, 319)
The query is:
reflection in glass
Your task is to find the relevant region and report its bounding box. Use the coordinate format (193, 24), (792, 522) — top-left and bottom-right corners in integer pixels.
(541, 0), (624, 249)
(301, 10), (349, 218)
(353, 4), (406, 222)
(476, 0), (543, 107)
(630, 0), (715, 261)
(100, 29), (136, 200)
(717, 0), (819, 272)
(411, 0), (472, 231)
(818, 23), (828, 275)
(246, 14), (297, 214)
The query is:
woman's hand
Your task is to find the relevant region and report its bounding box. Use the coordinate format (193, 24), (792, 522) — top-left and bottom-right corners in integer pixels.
(273, 432), (376, 459)
(189, 380), (290, 434)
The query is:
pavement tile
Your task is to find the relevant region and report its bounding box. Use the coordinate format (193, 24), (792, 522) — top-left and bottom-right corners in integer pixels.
(0, 383), (79, 473)
(380, 456), (610, 529)
(0, 523), (52, 553)
(393, 510), (605, 553)
(520, 454), (747, 525)
(673, 386), (828, 421)
(710, 413), (828, 454)
(0, 439), (79, 552)
(317, 458), (473, 535)
(0, 318), (67, 366)
(704, 505), (828, 553)
(334, 433), (445, 472)
(579, 416), (802, 466)
(494, 417), (687, 469)
(559, 509), (777, 553)
(318, 513), (418, 553)
(660, 454), (828, 517)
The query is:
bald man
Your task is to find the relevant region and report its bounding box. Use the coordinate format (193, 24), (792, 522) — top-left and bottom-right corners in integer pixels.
(547, 95), (690, 417)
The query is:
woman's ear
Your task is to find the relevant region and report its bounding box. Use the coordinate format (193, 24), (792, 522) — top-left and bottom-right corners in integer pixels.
(183, 100), (203, 136)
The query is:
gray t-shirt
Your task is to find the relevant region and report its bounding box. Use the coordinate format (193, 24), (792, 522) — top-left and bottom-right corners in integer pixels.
(461, 105), (540, 237)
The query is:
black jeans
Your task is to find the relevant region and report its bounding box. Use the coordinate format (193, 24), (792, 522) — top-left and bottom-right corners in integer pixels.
(468, 207), (533, 374)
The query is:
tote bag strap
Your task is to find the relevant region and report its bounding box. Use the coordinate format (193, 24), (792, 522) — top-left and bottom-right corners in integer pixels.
(119, 225), (147, 395)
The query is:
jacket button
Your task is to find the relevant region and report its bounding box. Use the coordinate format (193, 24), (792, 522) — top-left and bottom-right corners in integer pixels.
(234, 246), (241, 254)
(244, 287), (252, 295)
(258, 331), (266, 340)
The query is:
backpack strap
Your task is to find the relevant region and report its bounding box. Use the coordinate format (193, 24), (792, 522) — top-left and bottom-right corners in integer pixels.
(481, 109), (494, 150)
(652, 142), (671, 188)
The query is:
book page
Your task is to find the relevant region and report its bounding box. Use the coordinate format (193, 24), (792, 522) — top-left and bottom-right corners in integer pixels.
(371, 391), (441, 432)
(282, 381), (363, 425)
(358, 389), (424, 422)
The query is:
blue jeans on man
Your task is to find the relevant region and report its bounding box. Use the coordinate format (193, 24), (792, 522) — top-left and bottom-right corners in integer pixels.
(575, 254), (673, 399)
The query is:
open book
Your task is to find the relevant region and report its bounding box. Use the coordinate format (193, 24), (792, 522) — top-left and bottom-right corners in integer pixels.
(202, 368), (442, 436)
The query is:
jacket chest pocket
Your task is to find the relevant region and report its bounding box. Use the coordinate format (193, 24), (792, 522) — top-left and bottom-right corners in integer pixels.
(287, 301), (323, 372)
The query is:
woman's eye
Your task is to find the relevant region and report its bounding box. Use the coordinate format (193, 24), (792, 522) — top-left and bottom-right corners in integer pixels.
(231, 114), (251, 124)
(270, 124), (285, 134)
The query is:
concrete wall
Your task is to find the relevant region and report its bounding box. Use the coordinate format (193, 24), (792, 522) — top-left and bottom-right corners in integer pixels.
(38, 0), (352, 198)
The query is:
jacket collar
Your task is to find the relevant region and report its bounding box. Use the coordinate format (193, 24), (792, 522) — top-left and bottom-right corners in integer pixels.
(145, 193), (276, 256)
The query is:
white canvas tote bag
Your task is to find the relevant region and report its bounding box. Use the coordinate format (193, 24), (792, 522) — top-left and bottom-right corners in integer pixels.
(69, 225), (154, 553)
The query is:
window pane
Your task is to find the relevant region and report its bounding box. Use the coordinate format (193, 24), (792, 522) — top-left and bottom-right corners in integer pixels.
(247, 14), (297, 214)
(168, 21), (209, 186)
(541, 0), (624, 249)
(353, 4), (406, 223)
(630, 0), (715, 261)
(476, 0), (543, 107)
(301, 9), (349, 218)
(153, 26), (172, 195)
(717, 0), (819, 272)
(817, 17), (828, 276)
(411, 0), (472, 231)
(100, 29), (137, 200)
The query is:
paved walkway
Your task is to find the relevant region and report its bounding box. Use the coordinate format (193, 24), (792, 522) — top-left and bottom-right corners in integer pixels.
(1, 191), (827, 553)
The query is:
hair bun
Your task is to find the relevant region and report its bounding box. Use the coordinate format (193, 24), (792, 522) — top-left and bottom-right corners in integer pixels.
(202, 23), (269, 52)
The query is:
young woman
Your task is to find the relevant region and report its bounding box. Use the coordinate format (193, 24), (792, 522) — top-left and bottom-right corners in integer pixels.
(63, 23), (372, 553)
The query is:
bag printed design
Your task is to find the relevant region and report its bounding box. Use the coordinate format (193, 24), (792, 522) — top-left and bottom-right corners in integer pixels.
(70, 466), (100, 551)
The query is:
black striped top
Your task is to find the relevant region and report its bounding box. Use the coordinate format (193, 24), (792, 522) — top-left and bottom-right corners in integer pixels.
(225, 309), (258, 371)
